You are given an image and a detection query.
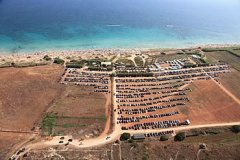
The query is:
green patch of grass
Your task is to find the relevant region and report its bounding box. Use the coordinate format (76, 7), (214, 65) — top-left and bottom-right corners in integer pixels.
(115, 58), (135, 67)
(204, 51), (240, 71)
(56, 115), (107, 121)
(55, 123), (87, 128)
(134, 56), (144, 67)
(153, 54), (189, 62)
(13, 62), (49, 68)
(42, 113), (57, 135)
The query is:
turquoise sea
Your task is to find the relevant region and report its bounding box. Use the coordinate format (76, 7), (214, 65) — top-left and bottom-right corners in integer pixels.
(0, 0), (240, 54)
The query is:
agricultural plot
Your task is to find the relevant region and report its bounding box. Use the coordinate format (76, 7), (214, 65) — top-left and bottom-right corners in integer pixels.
(204, 51), (240, 71)
(115, 58), (135, 67)
(44, 85), (108, 138)
(134, 56), (144, 67)
(232, 49), (240, 56)
(217, 69), (240, 99)
(186, 80), (240, 124)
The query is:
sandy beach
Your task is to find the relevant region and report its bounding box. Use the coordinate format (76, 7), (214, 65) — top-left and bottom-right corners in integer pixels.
(0, 43), (240, 66)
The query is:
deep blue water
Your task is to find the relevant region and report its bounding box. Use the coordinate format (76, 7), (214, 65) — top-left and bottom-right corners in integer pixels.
(0, 0), (240, 54)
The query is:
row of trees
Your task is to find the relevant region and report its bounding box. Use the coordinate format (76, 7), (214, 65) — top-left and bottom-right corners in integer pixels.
(120, 125), (240, 143)
(120, 132), (186, 142)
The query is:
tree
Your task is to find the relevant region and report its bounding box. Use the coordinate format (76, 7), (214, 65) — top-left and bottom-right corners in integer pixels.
(43, 55), (52, 61)
(120, 133), (131, 141)
(53, 57), (65, 65)
(174, 132), (186, 141)
(160, 135), (169, 141)
(231, 125), (240, 133)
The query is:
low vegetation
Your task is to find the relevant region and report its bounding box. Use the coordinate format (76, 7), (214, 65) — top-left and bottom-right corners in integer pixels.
(116, 72), (153, 77)
(115, 58), (135, 67)
(160, 135), (169, 141)
(13, 62), (49, 68)
(134, 56), (144, 67)
(231, 125), (240, 133)
(42, 113), (57, 135)
(53, 57), (65, 65)
(174, 132), (186, 141)
(120, 133), (131, 141)
(43, 55), (52, 61)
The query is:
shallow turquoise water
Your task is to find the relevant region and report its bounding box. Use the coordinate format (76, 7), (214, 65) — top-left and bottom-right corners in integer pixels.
(0, 0), (240, 54)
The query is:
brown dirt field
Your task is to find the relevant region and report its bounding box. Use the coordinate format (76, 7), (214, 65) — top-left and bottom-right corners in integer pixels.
(47, 85), (109, 138)
(218, 69), (240, 99)
(0, 133), (30, 160)
(49, 85), (107, 118)
(0, 65), (64, 131)
(185, 79), (240, 125)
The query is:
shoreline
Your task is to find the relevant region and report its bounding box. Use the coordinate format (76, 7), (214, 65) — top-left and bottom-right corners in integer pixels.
(0, 43), (240, 57)
(0, 43), (239, 66)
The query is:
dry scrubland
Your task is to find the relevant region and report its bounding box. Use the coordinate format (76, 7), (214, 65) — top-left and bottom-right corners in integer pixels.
(121, 128), (240, 160)
(0, 133), (30, 159)
(0, 65), (64, 159)
(1, 47), (240, 160)
(218, 69), (240, 99)
(22, 127), (240, 160)
(0, 65), (109, 159)
(0, 65), (64, 131)
(184, 79), (240, 124)
(204, 50), (240, 71)
(46, 85), (108, 138)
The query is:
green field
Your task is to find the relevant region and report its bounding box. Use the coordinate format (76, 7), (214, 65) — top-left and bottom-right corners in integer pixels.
(204, 51), (240, 71)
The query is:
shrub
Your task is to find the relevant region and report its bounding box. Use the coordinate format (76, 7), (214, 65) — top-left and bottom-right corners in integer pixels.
(43, 55), (52, 61)
(66, 62), (83, 68)
(53, 57), (65, 65)
(231, 125), (240, 133)
(174, 132), (186, 141)
(120, 133), (131, 141)
(128, 139), (134, 143)
(160, 135), (169, 141)
(42, 113), (56, 135)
